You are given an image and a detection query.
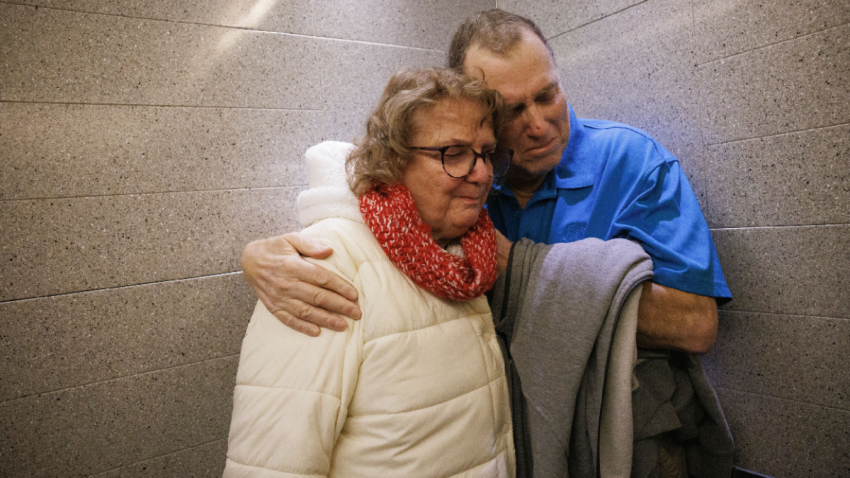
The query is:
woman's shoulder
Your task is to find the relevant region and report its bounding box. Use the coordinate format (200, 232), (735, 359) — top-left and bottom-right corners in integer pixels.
(301, 218), (387, 281)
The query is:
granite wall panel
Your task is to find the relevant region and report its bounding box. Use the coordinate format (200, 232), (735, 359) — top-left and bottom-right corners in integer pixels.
(19, 0), (496, 49)
(693, 0), (850, 64)
(91, 440), (228, 478)
(700, 23), (850, 145)
(312, 0), (495, 49)
(1, 187), (302, 301)
(0, 274), (254, 401)
(704, 124), (850, 228)
(717, 310), (850, 410)
(499, 0), (645, 36)
(713, 225), (850, 319)
(0, 104), (321, 200)
(0, 4), (323, 108)
(321, 41), (444, 142)
(719, 388), (850, 478)
(0, 356), (238, 478)
(19, 0), (316, 34)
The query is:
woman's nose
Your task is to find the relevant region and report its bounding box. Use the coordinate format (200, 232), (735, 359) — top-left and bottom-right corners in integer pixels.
(466, 155), (492, 183)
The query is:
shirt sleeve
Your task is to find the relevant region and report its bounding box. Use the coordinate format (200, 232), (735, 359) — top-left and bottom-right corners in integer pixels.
(224, 273), (362, 477)
(612, 159), (732, 301)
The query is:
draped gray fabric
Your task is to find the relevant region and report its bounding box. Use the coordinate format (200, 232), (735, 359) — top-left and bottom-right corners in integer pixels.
(491, 237), (734, 478)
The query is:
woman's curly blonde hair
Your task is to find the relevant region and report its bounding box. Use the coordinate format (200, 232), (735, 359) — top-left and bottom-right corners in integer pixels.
(347, 67), (503, 197)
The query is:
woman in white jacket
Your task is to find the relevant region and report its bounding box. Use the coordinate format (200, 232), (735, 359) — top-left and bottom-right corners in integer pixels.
(224, 68), (516, 478)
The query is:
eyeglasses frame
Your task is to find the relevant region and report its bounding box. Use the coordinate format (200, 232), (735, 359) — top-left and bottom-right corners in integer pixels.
(409, 145), (513, 179)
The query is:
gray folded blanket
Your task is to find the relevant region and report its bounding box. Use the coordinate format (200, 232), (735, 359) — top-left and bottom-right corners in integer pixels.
(491, 238), (734, 478)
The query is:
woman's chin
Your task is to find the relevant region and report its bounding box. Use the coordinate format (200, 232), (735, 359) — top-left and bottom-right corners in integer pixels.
(455, 215), (482, 235)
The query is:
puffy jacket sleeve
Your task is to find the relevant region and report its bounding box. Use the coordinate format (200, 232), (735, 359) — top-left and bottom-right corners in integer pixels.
(224, 257), (362, 477)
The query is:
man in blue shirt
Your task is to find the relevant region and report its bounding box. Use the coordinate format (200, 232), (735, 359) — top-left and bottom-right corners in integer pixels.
(240, 10), (729, 355)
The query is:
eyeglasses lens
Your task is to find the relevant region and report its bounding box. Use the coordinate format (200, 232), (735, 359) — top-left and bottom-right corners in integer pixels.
(441, 146), (474, 178)
(441, 146), (512, 178)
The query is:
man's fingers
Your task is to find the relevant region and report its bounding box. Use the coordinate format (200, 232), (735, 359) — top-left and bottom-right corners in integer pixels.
(271, 298), (348, 333)
(309, 285), (362, 321)
(273, 309), (322, 337)
(306, 261), (360, 305)
(279, 249), (359, 308)
(242, 231), (362, 333)
(254, 286), (340, 337)
(284, 232), (333, 260)
(280, 275), (361, 321)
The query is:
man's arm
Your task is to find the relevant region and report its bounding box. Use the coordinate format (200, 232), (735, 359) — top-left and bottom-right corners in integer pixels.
(241, 231), (720, 351)
(240, 232), (362, 336)
(635, 282), (718, 355)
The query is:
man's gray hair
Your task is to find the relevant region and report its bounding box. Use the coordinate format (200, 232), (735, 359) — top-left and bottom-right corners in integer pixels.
(447, 9), (554, 71)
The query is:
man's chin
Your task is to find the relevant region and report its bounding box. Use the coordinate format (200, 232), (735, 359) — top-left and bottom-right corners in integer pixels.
(507, 155), (559, 184)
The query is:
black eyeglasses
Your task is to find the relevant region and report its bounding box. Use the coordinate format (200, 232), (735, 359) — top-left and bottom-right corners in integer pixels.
(410, 145), (513, 179)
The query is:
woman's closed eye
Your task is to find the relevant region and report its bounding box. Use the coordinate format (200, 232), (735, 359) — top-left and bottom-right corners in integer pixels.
(443, 146), (467, 158)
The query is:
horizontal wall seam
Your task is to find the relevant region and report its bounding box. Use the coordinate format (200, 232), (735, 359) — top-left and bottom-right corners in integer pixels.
(710, 223), (849, 231)
(85, 437), (228, 478)
(0, 99), (324, 112)
(717, 385), (850, 414)
(702, 121), (850, 147)
(0, 185), (304, 203)
(718, 309), (850, 322)
(0, 271), (243, 305)
(0, 1), (443, 52)
(287, 35), (445, 52)
(695, 19), (850, 67)
(547, 0), (650, 40)
(0, 353), (241, 405)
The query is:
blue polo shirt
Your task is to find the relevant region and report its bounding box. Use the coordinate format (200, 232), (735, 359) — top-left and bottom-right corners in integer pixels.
(487, 105), (731, 301)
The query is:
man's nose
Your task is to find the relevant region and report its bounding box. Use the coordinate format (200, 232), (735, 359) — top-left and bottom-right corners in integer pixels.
(524, 104), (547, 137)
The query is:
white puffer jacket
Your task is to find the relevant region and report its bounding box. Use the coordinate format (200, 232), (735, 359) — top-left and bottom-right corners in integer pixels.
(224, 142), (515, 478)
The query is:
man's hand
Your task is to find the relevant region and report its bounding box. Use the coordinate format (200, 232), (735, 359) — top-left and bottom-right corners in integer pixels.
(636, 282), (718, 354)
(241, 232), (362, 337)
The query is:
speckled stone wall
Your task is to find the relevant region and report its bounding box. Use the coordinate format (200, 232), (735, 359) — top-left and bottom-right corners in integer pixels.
(500, 0), (849, 476)
(3, 1), (848, 477)
(0, 1), (492, 476)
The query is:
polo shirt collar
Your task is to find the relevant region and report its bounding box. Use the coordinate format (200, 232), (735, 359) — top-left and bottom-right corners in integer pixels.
(553, 104), (594, 190)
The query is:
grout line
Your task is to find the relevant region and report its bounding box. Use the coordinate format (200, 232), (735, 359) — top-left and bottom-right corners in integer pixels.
(290, 35), (444, 52)
(0, 271), (243, 305)
(696, 19), (850, 67)
(0, 99), (324, 111)
(547, 0), (650, 40)
(704, 122), (850, 147)
(1, 353), (241, 405)
(0, 1), (443, 52)
(717, 386), (850, 414)
(86, 437), (228, 477)
(719, 309), (850, 322)
(710, 223), (848, 231)
(0, 185), (303, 203)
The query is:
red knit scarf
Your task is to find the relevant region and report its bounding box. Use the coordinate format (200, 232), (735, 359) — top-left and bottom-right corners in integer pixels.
(359, 183), (498, 301)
